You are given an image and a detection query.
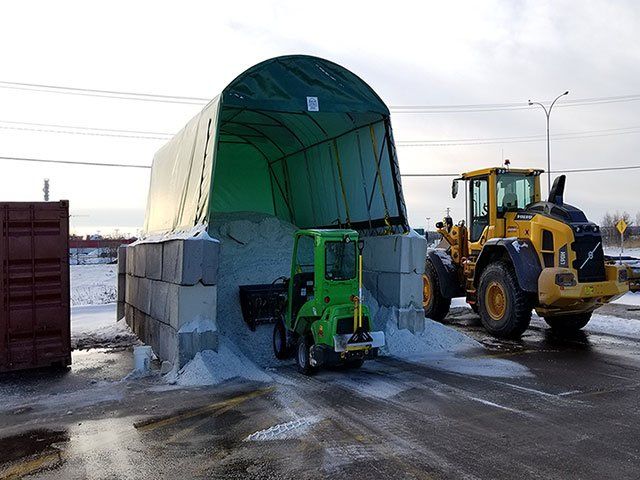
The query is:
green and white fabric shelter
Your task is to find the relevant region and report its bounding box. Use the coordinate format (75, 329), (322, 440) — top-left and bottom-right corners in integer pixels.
(143, 55), (409, 236)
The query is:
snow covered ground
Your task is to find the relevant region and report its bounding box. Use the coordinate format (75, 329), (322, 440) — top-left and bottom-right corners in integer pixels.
(71, 304), (138, 350)
(70, 266), (136, 349)
(71, 264), (117, 306)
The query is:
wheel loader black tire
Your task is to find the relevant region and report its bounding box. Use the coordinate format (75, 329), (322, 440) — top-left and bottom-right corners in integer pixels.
(423, 260), (452, 322)
(478, 261), (532, 338)
(296, 336), (317, 376)
(544, 312), (592, 332)
(273, 319), (292, 360)
(470, 303), (479, 315)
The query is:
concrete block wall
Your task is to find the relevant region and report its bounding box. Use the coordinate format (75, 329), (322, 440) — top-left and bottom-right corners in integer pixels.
(363, 231), (426, 333)
(118, 237), (220, 368)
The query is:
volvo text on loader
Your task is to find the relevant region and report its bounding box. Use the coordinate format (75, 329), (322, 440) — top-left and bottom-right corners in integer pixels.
(423, 166), (629, 338)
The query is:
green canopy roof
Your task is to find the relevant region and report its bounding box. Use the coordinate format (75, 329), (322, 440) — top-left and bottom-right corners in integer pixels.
(144, 55), (408, 236)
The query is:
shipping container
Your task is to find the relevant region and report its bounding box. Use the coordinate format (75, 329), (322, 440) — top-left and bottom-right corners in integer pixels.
(0, 201), (71, 372)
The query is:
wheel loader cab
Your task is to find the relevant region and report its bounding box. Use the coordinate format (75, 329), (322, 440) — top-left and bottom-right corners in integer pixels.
(462, 168), (543, 250)
(286, 230), (360, 333)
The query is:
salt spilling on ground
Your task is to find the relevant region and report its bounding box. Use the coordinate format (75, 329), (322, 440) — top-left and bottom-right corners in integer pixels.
(173, 338), (272, 386)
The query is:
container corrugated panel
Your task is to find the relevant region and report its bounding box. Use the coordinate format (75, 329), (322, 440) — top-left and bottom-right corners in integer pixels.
(1, 201), (71, 372)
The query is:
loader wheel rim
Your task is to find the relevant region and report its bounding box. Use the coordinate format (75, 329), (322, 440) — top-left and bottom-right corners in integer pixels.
(423, 274), (432, 308)
(485, 281), (507, 321)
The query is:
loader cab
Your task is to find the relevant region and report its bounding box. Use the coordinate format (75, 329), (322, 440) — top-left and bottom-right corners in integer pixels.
(288, 229), (359, 327)
(455, 168), (542, 251)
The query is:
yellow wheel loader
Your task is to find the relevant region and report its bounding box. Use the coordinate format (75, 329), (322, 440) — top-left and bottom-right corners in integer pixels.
(423, 166), (630, 338)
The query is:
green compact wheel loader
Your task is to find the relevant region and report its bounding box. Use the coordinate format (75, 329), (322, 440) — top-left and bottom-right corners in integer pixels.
(240, 229), (385, 375)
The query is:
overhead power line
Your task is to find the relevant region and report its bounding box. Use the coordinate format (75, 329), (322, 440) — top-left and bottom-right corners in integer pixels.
(396, 125), (640, 146)
(401, 164), (640, 177)
(1, 79), (640, 112)
(0, 155), (151, 169)
(1, 155), (639, 176)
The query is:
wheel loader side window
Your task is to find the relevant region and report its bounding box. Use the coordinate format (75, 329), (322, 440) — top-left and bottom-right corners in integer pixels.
(295, 235), (315, 274)
(470, 177), (489, 242)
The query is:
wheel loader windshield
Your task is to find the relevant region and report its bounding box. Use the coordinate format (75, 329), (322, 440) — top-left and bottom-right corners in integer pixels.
(325, 241), (356, 281)
(496, 173), (536, 215)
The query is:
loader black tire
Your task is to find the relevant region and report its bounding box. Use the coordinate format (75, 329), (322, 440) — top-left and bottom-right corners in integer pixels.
(478, 261), (532, 338)
(273, 319), (292, 360)
(423, 260), (451, 322)
(296, 336), (317, 376)
(544, 312), (592, 332)
(344, 359), (364, 369)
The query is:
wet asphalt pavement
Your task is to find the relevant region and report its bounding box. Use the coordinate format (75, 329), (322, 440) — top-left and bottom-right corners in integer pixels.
(1, 306), (640, 479)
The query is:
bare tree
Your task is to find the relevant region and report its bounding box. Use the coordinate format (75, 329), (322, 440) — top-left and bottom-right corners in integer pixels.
(601, 211), (633, 244)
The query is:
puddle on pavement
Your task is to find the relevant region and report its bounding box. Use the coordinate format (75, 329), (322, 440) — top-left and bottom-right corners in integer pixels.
(0, 428), (69, 465)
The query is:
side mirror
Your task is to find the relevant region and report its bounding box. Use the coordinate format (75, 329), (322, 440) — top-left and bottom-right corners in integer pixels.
(452, 179), (459, 198)
(357, 239), (364, 253)
(435, 221), (444, 229)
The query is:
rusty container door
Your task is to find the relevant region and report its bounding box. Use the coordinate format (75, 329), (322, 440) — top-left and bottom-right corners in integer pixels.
(0, 201), (71, 372)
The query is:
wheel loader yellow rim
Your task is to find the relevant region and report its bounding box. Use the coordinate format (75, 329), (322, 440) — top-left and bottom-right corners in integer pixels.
(423, 274), (432, 309)
(485, 281), (507, 321)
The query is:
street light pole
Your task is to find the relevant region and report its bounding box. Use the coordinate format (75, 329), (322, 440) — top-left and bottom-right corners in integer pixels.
(528, 91), (569, 194)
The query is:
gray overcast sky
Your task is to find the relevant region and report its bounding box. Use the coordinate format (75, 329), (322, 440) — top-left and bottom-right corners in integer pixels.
(1, 0), (638, 235)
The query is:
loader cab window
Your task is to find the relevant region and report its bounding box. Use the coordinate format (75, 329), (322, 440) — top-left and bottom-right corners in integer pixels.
(295, 235), (315, 274)
(325, 241), (356, 281)
(292, 235), (315, 318)
(470, 177), (489, 242)
(496, 173), (535, 216)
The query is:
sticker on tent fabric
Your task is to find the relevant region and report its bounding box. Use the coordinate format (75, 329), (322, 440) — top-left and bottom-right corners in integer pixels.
(306, 96), (319, 111)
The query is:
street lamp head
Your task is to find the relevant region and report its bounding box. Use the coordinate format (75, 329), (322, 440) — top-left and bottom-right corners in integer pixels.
(563, 90), (569, 95)
(528, 100), (533, 105)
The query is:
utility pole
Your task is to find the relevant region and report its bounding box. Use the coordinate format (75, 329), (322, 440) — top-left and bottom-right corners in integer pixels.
(528, 91), (569, 194)
(43, 178), (50, 201)
(445, 207), (451, 218)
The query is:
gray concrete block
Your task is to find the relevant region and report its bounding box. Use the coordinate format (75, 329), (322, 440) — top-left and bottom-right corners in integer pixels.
(125, 245), (136, 276)
(166, 283), (217, 330)
(148, 316), (178, 365)
(397, 306), (426, 333)
(144, 242), (163, 280)
(162, 238), (220, 286)
(363, 232), (426, 275)
(124, 302), (134, 330)
(117, 274), (126, 304)
(149, 280), (170, 325)
(133, 244), (146, 277)
(117, 246), (128, 274)
(125, 275), (137, 306)
(376, 272), (423, 308)
(201, 239), (220, 285)
(136, 277), (152, 315)
(178, 318), (219, 367)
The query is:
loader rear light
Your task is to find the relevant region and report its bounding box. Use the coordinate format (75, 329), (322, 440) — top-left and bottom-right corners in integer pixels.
(324, 296), (330, 303)
(618, 269), (628, 283)
(555, 272), (577, 287)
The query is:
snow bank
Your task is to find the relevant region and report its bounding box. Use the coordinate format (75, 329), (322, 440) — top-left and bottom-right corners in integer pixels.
(71, 304), (138, 349)
(71, 264), (118, 306)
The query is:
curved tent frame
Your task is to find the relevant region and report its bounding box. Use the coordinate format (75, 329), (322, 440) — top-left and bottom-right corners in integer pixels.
(143, 55), (409, 236)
